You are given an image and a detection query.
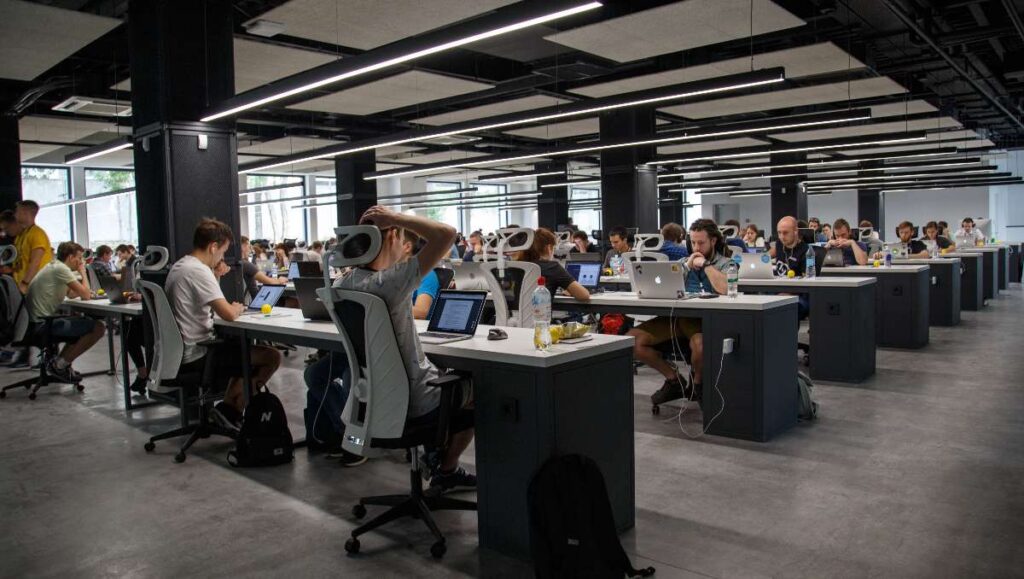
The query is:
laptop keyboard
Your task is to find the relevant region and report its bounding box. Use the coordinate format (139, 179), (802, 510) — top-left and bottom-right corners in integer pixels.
(420, 331), (461, 339)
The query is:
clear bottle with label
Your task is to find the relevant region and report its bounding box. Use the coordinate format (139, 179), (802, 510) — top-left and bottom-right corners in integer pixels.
(884, 249), (893, 268)
(726, 260), (739, 298)
(805, 248), (816, 278)
(532, 276), (552, 351)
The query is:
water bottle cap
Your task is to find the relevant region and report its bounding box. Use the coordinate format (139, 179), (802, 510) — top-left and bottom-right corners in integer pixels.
(537, 276), (546, 285)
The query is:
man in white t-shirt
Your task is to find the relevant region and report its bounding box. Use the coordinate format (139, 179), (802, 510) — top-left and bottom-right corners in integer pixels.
(333, 206), (475, 493)
(165, 218), (281, 430)
(955, 217), (986, 245)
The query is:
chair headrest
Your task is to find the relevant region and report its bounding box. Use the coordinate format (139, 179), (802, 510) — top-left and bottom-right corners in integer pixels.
(0, 245), (16, 267)
(634, 233), (664, 251)
(495, 228), (534, 253)
(330, 225), (382, 268)
(82, 248), (94, 261)
(139, 246), (169, 271)
(719, 225), (739, 239)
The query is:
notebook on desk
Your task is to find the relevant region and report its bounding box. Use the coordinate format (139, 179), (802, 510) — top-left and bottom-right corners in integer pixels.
(418, 290), (487, 344)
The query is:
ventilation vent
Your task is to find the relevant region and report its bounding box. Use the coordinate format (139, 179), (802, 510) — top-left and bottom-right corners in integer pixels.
(52, 96), (132, 117)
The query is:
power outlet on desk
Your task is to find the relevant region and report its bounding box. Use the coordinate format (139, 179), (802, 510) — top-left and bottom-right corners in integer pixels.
(827, 302), (841, 316)
(499, 397), (519, 423)
(892, 286), (904, 297)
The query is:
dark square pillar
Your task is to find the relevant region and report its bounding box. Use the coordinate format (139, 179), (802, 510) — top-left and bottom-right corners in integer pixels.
(336, 150), (377, 226)
(0, 111), (20, 210)
(536, 162), (568, 230)
(599, 107), (658, 233)
(129, 0), (238, 261)
(770, 151), (807, 227)
(857, 162), (883, 233)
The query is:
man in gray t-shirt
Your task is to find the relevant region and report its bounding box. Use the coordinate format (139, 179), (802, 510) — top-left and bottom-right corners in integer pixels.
(334, 206), (476, 493)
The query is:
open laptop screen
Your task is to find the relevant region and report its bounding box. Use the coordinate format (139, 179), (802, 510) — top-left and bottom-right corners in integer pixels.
(288, 262), (300, 280)
(427, 290), (486, 335)
(249, 285), (285, 310)
(566, 262), (601, 289)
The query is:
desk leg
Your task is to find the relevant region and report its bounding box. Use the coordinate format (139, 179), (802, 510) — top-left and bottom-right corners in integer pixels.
(240, 331), (253, 405)
(106, 315), (116, 376)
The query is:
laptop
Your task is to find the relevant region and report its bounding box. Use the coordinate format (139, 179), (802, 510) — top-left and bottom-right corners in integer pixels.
(566, 262), (602, 291)
(736, 253), (775, 279)
(293, 277), (331, 321)
(418, 290), (487, 344)
(567, 252), (602, 263)
(287, 261), (300, 280)
(453, 261), (490, 291)
(631, 262), (690, 300)
(823, 248), (846, 267)
(240, 284), (286, 315)
(97, 273), (131, 304)
(297, 261), (322, 277)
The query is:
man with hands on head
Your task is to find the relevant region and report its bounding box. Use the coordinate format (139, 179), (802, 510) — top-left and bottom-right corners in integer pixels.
(827, 218), (868, 265)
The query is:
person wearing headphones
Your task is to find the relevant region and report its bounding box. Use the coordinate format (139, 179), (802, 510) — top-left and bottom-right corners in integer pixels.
(876, 221), (929, 259)
(955, 217), (986, 245)
(629, 219), (731, 408)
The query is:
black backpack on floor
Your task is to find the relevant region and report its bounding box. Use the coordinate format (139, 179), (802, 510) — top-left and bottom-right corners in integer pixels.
(228, 387), (294, 467)
(528, 454), (655, 578)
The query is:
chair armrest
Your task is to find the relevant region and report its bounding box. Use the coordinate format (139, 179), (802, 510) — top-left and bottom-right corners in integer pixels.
(426, 374), (463, 389)
(197, 339), (225, 387)
(197, 338), (225, 347)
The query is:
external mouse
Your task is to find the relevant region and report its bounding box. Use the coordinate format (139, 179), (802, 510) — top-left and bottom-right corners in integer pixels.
(488, 328), (508, 341)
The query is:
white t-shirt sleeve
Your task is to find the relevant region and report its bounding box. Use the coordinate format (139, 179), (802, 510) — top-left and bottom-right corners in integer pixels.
(377, 257), (422, 307)
(189, 263), (225, 308)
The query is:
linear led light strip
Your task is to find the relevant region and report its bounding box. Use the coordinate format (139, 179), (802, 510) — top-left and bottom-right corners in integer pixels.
(657, 159), (985, 186)
(539, 179), (601, 188)
(802, 168), (997, 185)
(804, 175), (1014, 191)
(377, 187), (479, 202)
(65, 138), (132, 165)
(882, 181), (1022, 193)
(384, 190), (541, 208)
(204, 1), (602, 122)
(362, 111), (876, 181)
(666, 188), (771, 195)
(655, 150), (965, 179)
(240, 68), (786, 174)
(646, 135), (928, 166)
(475, 170), (565, 183)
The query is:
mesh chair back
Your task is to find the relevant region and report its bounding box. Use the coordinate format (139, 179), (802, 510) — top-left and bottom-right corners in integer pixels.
(479, 261), (541, 327)
(135, 280), (184, 393)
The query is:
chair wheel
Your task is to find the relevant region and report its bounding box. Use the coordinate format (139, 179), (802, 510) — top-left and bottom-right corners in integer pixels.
(352, 504), (367, 519)
(174, 453), (186, 463)
(76, 384), (85, 392)
(652, 404), (660, 415)
(430, 539), (447, 559)
(345, 538), (360, 555)
(28, 392), (36, 400)
(0, 391), (6, 399)
(144, 442), (155, 452)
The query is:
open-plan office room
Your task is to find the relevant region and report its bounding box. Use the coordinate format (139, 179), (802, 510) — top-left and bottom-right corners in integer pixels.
(2, 0), (1024, 576)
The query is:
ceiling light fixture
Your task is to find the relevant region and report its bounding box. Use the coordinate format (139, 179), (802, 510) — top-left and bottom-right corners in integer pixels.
(646, 133), (929, 166)
(802, 167), (997, 186)
(238, 67), (787, 173)
(65, 136), (132, 165)
(203, 1), (603, 122)
(385, 190), (542, 208)
(803, 174), (1016, 191)
(475, 170), (565, 182)
(655, 149), (964, 179)
(880, 179), (1023, 193)
(539, 179), (602, 188)
(376, 187), (478, 202)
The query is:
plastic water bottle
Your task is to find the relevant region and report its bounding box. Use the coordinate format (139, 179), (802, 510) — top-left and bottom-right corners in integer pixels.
(805, 249), (816, 278)
(884, 249), (893, 268)
(532, 276), (552, 351)
(610, 254), (622, 276)
(930, 243), (939, 259)
(726, 260), (739, 298)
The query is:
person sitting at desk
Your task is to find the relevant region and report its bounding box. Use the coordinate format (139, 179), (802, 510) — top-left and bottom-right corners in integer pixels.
(659, 222), (689, 261)
(335, 206), (475, 493)
(462, 230), (484, 262)
(570, 230), (597, 254)
(273, 243), (290, 271)
(808, 217), (827, 243)
(921, 221), (953, 253)
(742, 224), (763, 248)
(769, 216), (811, 319)
(603, 226), (632, 269)
(26, 242), (106, 383)
(722, 219), (748, 253)
(115, 244), (132, 272)
(239, 236), (286, 301)
(955, 217), (986, 245)
(90, 245), (116, 278)
(878, 221), (928, 259)
(307, 240), (324, 261)
(513, 227), (590, 302)
(629, 219), (731, 407)
(404, 230), (445, 319)
(166, 218), (282, 432)
(827, 219), (868, 265)
(821, 223), (833, 241)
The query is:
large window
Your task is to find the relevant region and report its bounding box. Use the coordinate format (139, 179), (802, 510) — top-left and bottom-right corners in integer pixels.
(21, 167), (72, 243)
(682, 190), (702, 227)
(404, 181), (463, 231)
(85, 169), (137, 248)
(463, 183), (507, 234)
(313, 177), (338, 242)
(244, 175), (306, 242)
(569, 187), (602, 235)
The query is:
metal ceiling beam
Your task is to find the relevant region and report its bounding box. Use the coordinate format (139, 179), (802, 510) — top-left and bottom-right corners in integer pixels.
(1001, 0), (1024, 46)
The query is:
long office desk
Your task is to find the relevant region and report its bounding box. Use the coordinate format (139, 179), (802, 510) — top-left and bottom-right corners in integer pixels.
(961, 247), (999, 300)
(61, 298), (157, 412)
(941, 252), (983, 311)
(820, 265), (930, 349)
(550, 293), (799, 442)
(894, 258), (961, 326)
(214, 309), (635, 561)
(737, 277), (876, 383)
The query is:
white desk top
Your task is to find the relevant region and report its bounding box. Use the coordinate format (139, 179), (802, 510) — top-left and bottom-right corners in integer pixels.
(959, 246), (1001, 253)
(821, 264), (929, 274)
(63, 298), (143, 315)
(894, 258), (960, 265)
(213, 308), (633, 369)
(600, 275), (631, 284)
(940, 252), (980, 259)
(737, 276), (875, 288)
(553, 292), (797, 311)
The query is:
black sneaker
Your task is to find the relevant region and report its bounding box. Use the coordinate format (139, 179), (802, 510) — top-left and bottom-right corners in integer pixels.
(419, 448), (442, 478)
(429, 466), (477, 493)
(211, 402), (242, 432)
(46, 359), (76, 383)
(326, 449), (368, 467)
(651, 378), (684, 405)
(691, 382), (703, 403)
(129, 376), (149, 396)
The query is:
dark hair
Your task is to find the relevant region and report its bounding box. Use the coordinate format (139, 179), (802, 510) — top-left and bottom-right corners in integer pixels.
(240, 235), (249, 244)
(0, 209), (14, 225)
(96, 244), (113, 258)
(723, 219), (741, 228)
(311, 241), (323, 250)
(57, 241), (84, 261)
(660, 222), (683, 243)
(608, 226), (628, 241)
(744, 224), (758, 236)
(688, 218), (726, 255)
(571, 230), (589, 242)
(962, 217), (974, 225)
(938, 220), (948, 228)
(924, 221), (939, 232)
(797, 219), (808, 228)
(834, 218), (851, 231)
(859, 220), (873, 228)
(15, 200), (39, 215)
(115, 244), (130, 253)
(809, 217), (821, 226)
(897, 220), (914, 231)
(192, 218), (234, 250)
(506, 224), (520, 229)
(515, 227), (557, 262)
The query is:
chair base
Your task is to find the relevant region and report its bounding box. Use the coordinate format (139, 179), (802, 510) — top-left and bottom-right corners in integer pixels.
(346, 455), (476, 559)
(143, 394), (236, 463)
(0, 368), (83, 400)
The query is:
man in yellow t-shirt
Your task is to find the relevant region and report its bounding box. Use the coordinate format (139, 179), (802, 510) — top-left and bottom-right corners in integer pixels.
(13, 200), (53, 293)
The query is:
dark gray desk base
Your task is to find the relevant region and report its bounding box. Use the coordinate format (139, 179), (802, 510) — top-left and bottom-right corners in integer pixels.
(998, 247), (1009, 290)
(554, 300), (798, 442)
(821, 269), (929, 349)
(737, 283), (875, 383)
(977, 251), (997, 300)
(218, 324), (636, 562)
(957, 256), (984, 311)
(924, 261), (961, 326)
(1010, 245), (1022, 284)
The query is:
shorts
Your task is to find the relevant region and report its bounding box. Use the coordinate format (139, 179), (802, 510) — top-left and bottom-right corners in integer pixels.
(177, 342), (248, 386)
(44, 316), (98, 340)
(406, 377), (474, 436)
(634, 316), (702, 345)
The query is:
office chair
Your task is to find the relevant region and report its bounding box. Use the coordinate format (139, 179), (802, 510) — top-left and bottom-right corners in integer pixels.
(136, 280), (236, 463)
(318, 226), (475, 559)
(477, 228), (540, 328)
(85, 264), (102, 293)
(621, 251), (667, 263)
(433, 267), (455, 291)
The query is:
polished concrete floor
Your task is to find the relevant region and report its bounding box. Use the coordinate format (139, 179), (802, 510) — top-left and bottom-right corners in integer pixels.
(2, 288), (1023, 578)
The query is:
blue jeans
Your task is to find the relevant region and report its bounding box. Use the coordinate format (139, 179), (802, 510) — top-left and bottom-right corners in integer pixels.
(303, 352), (351, 444)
